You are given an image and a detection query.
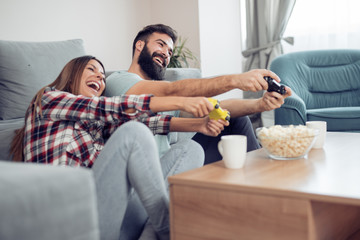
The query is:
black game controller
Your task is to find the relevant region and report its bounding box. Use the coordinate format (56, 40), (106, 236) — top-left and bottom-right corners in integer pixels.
(264, 76), (286, 95)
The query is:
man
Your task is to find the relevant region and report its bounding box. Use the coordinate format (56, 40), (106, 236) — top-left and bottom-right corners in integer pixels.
(106, 24), (292, 165)
(105, 24), (291, 239)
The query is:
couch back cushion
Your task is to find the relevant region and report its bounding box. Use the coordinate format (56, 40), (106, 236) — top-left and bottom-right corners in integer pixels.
(0, 39), (86, 120)
(163, 68), (202, 82)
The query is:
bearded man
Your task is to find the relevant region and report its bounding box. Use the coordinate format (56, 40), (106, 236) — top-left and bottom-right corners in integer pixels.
(104, 24), (292, 239)
(106, 24), (291, 163)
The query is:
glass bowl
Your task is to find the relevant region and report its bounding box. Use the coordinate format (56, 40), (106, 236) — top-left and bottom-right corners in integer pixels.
(256, 125), (319, 160)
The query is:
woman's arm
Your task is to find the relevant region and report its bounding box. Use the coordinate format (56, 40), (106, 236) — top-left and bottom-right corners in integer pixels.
(42, 88), (226, 136)
(42, 89), (214, 121)
(41, 89), (155, 123)
(149, 96), (214, 118)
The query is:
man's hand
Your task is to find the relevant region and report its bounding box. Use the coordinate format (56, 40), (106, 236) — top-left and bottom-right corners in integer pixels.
(258, 86), (292, 111)
(230, 69), (281, 92)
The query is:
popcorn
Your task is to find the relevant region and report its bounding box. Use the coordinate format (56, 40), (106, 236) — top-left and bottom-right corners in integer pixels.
(256, 125), (318, 159)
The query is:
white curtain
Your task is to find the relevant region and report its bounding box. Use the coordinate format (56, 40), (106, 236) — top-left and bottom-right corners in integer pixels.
(283, 0), (360, 53)
(241, 0), (296, 129)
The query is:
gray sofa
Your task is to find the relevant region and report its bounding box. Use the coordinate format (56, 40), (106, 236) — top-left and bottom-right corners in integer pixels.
(0, 39), (201, 240)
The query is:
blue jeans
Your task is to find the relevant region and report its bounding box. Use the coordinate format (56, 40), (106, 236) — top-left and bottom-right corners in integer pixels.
(92, 121), (204, 240)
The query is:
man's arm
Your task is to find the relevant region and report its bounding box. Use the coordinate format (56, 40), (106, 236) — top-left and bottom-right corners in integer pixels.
(126, 69), (280, 97)
(220, 87), (292, 117)
(177, 87), (292, 119)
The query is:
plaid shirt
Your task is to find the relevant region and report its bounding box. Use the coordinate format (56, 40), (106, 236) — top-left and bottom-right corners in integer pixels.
(24, 87), (172, 167)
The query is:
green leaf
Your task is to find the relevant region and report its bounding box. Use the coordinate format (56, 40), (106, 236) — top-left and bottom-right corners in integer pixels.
(169, 36), (198, 68)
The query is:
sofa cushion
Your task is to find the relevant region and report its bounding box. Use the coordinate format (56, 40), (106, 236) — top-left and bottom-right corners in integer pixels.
(307, 107), (360, 131)
(0, 119), (24, 161)
(0, 39), (86, 120)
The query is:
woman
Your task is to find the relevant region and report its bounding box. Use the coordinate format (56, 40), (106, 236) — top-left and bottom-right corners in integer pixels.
(10, 55), (228, 240)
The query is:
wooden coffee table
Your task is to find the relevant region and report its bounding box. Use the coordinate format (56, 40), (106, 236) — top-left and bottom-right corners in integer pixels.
(169, 132), (360, 240)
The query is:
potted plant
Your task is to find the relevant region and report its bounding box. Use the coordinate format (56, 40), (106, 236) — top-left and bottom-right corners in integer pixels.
(168, 37), (199, 68)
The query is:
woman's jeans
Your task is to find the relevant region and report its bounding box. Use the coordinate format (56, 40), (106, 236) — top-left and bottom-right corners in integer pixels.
(92, 121), (204, 240)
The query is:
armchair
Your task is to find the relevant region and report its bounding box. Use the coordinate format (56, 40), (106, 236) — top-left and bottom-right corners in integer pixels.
(270, 49), (360, 132)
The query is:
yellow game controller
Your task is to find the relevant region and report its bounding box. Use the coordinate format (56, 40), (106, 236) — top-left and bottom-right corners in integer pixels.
(207, 98), (230, 121)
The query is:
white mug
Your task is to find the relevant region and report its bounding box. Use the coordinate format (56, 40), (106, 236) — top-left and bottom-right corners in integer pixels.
(306, 121), (327, 149)
(218, 135), (247, 169)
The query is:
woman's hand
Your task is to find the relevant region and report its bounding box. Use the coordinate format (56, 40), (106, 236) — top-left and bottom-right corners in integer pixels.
(198, 117), (229, 137)
(179, 97), (214, 117)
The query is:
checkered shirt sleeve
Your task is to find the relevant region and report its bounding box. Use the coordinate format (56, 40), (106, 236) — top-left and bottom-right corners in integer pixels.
(24, 87), (172, 167)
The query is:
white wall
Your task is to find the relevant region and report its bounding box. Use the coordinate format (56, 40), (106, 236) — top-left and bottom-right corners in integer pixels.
(149, 0), (200, 68)
(0, 0), (150, 70)
(0, 0), (243, 90)
(198, 0), (243, 99)
(0, 0), (201, 71)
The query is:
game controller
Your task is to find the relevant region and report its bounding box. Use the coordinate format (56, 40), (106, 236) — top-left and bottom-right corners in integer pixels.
(207, 98), (230, 121)
(264, 76), (286, 95)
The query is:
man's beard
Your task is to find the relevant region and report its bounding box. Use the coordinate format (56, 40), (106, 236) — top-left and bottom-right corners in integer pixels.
(138, 44), (167, 80)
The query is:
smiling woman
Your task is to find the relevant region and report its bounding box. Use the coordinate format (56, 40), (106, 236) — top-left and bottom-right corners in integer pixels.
(79, 59), (106, 97)
(8, 54), (228, 240)
(10, 54), (223, 164)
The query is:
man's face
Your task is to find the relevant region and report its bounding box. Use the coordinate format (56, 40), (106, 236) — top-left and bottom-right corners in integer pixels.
(138, 32), (174, 80)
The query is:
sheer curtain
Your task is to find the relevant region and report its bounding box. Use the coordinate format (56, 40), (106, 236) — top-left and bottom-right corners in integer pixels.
(283, 0), (360, 53)
(241, 0), (296, 129)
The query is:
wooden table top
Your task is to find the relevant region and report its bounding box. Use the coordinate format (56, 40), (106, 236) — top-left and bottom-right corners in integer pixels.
(169, 132), (360, 206)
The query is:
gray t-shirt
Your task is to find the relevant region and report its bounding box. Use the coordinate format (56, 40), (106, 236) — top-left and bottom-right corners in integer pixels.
(105, 71), (181, 157)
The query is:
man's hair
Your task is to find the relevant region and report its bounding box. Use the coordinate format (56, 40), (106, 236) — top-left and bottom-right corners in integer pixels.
(132, 24), (178, 56)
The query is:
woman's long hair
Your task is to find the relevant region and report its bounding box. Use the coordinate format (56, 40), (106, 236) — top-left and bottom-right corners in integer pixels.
(10, 55), (105, 161)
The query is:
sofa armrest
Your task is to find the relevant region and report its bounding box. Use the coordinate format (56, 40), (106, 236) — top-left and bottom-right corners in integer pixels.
(0, 162), (99, 240)
(275, 91), (307, 125)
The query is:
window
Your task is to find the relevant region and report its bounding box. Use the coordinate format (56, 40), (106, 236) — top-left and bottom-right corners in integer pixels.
(283, 0), (360, 53)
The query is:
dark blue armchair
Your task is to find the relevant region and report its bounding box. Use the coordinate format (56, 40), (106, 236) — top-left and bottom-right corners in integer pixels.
(270, 49), (360, 132)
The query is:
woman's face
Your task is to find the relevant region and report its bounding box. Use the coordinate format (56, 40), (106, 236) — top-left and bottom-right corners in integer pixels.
(79, 59), (106, 97)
